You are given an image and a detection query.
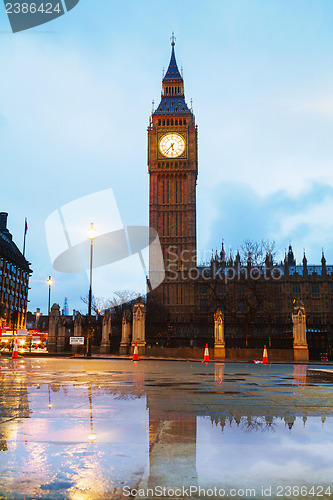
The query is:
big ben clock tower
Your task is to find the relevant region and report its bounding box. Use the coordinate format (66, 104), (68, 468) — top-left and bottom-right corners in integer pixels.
(148, 35), (198, 331)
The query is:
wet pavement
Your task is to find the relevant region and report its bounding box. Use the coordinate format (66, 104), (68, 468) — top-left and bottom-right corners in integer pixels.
(0, 359), (332, 499)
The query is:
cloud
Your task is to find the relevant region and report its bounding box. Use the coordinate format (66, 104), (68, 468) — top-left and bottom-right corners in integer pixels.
(0, 36), (153, 312)
(201, 181), (333, 264)
(197, 416), (333, 489)
(283, 95), (333, 117)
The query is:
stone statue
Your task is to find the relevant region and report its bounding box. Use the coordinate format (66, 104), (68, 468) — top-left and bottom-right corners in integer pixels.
(214, 308), (225, 358)
(48, 304), (60, 353)
(292, 299), (309, 361)
(132, 296), (146, 355)
(120, 309), (132, 355)
(100, 309), (111, 354)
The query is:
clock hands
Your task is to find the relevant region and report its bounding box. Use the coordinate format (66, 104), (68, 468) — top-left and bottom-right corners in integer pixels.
(165, 142), (175, 153)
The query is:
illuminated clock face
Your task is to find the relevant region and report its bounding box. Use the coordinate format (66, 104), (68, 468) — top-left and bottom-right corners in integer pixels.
(159, 133), (186, 158)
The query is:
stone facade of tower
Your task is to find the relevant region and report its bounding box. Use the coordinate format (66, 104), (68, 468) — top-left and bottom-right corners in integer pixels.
(148, 37), (198, 331)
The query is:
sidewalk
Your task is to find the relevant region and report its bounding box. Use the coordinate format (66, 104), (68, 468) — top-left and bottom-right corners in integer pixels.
(1, 350), (333, 364)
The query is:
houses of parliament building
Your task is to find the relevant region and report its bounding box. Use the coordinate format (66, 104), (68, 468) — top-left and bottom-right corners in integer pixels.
(147, 36), (333, 359)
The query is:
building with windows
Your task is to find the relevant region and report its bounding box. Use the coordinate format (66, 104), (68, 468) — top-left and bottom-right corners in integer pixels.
(0, 212), (32, 330)
(192, 243), (333, 358)
(146, 39), (333, 359)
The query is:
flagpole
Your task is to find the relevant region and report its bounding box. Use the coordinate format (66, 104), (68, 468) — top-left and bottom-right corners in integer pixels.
(23, 218), (27, 258)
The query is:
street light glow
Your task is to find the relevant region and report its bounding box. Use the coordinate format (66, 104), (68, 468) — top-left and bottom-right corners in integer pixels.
(87, 222), (97, 241)
(87, 433), (96, 443)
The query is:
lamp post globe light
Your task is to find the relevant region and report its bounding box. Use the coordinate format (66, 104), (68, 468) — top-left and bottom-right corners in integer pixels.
(47, 276), (53, 315)
(87, 223), (97, 357)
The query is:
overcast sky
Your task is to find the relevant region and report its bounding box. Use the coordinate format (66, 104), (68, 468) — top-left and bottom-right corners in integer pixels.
(2, 0), (333, 314)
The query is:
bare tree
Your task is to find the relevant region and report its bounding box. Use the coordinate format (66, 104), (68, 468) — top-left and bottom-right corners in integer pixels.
(240, 239), (277, 266)
(106, 290), (139, 309)
(105, 290), (139, 337)
(80, 294), (108, 314)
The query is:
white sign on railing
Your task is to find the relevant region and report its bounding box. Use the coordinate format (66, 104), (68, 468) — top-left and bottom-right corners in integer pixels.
(70, 337), (85, 345)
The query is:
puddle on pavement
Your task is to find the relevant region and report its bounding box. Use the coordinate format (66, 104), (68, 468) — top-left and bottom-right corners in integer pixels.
(0, 359), (332, 499)
(194, 390), (240, 394)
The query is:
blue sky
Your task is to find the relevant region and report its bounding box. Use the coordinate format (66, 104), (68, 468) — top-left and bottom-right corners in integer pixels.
(1, 0), (333, 313)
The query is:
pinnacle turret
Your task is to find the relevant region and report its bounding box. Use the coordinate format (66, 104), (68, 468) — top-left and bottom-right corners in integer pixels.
(163, 33), (183, 82)
(153, 34), (191, 116)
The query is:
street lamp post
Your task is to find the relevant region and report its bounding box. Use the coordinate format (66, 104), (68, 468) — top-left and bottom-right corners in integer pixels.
(87, 223), (97, 357)
(47, 276), (53, 315)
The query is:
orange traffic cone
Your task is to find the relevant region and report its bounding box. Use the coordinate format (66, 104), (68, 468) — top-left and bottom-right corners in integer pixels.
(132, 342), (139, 361)
(12, 338), (19, 359)
(262, 345), (268, 364)
(202, 343), (210, 363)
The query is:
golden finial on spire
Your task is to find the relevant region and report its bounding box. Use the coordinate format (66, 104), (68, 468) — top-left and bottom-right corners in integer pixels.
(171, 32), (176, 47)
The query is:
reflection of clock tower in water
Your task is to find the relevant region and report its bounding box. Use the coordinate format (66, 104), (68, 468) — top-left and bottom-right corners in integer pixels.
(148, 35), (197, 327)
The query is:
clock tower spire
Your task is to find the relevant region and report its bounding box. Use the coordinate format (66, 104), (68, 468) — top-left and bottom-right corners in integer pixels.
(148, 36), (198, 332)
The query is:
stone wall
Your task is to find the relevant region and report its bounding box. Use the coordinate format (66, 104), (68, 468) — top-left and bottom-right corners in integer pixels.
(146, 347), (294, 361)
(225, 348), (293, 361)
